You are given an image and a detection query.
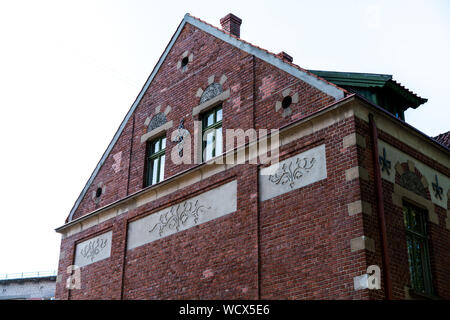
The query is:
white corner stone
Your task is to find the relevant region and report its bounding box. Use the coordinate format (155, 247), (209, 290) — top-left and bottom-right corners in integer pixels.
(345, 166), (369, 182)
(348, 200), (372, 216)
(354, 274), (369, 291)
(350, 235), (375, 252)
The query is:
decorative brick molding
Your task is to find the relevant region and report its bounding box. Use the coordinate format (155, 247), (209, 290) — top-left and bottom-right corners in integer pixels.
(392, 184), (439, 225)
(274, 88), (299, 118)
(141, 105), (173, 143)
(140, 120), (173, 144)
(193, 74), (229, 116)
(177, 50), (194, 73)
(193, 90), (230, 116)
(91, 182), (106, 204)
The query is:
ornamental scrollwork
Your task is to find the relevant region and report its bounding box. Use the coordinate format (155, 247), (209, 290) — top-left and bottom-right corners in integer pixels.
(149, 200), (210, 236)
(432, 174), (443, 200)
(200, 83), (223, 104)
(268, 157), (316, 189)
(148, 112), (167, 132)
(399, 171), (428, 198)
(379, 148), (391, 175)
(80, 238), (108, 261)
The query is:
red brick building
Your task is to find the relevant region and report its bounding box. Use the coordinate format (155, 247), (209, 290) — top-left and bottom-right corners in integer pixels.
(55, 13), (450, 300)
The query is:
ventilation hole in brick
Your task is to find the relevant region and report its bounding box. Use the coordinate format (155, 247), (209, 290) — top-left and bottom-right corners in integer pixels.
(282, 96), (292, 109)
(95, 187), (102, 198)
(181, 56), (189, 68)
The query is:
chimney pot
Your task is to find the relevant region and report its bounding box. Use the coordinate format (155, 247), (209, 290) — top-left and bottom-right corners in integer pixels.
(277, 51), (293, 63)
(220, 13), (242, 38)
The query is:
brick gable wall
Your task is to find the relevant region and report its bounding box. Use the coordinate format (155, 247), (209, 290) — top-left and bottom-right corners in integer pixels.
(56, 17), (450, 300)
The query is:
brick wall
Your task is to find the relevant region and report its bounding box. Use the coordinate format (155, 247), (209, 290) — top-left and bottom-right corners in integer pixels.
(354, 117), (450, 299)
(56, 16), (450, 300)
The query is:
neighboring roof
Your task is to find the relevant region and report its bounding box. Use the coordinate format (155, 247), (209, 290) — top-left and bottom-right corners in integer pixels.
(434, 131), (450, 148)
(66, 13), (346, 222)
(308, 70), (427, 109)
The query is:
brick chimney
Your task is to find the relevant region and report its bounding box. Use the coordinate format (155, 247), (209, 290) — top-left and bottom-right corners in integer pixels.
(277, 51), (293, 63)
(220, 13), (242, 37)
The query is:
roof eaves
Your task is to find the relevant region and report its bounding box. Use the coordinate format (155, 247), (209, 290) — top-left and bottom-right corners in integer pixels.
(385, 79), (428, 108)
(185, 14), (346, 100)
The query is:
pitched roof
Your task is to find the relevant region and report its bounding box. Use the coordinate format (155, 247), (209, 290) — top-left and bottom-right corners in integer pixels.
(434, 131), (450, 148)
(66, 13), (348, 222)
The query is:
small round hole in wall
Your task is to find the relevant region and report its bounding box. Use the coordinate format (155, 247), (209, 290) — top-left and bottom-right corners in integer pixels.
(181, 56), (189, 68)
(282, 96), (292, 109)
(95, 187), (102, 198)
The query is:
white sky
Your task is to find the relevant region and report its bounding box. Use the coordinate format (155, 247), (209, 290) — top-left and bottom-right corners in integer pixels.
(0, 0), (448, 274)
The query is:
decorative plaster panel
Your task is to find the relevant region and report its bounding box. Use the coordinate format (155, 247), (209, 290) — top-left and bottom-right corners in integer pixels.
(259, 144), (327, 201)
(74, 231), (112, 267)
(127, 180), (237, 250)
(378, 140), (448, 208)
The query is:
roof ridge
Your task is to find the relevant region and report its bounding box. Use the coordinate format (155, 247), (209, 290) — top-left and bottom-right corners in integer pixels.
(186, 14), (348, 95)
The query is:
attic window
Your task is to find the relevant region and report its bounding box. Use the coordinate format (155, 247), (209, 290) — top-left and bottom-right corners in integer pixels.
(178, 51), (193, 73)
(181, 56), (189, 68)
(95, 187), (102, 198)
(282, 96), (292, 109)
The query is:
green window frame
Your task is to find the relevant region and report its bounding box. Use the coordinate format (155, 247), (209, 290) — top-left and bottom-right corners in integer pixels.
(145, 136), (166, 187)
(202, 105), (223, 161)
(403, 200), (433, 295)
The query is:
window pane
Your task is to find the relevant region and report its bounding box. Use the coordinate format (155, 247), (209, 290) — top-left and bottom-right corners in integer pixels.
(204, 130), (214, 161)
(159, 155), (165, 182)
(403, 201), (432, 294)
(207, 112), (214, 127)
(161, 137), (166, 150)
(152, 158), (159, 185)
(216, 108), (222, 122)
(154, 140), (160, 153)
(215, 127), (222, 156)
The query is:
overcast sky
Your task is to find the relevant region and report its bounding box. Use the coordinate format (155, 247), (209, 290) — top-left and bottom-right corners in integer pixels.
(0, 0), (448, 275)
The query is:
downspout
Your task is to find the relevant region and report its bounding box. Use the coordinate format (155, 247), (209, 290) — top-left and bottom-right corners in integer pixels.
(253, 54), (261, 300)
(126, 114), (136, 196)
(369, 113), (393, 300)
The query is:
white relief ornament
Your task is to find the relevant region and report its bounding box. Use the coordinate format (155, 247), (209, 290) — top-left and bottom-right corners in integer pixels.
(80, 238), (108, 261)
(268, 157), (316, 189)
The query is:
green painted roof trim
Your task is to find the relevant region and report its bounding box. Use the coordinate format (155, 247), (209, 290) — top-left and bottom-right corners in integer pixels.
(309, 70), (427, 109)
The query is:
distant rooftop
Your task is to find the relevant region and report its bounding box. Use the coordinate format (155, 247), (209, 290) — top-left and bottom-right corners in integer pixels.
(0, 271), (57, 281)
(434, 131), (450, 148)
